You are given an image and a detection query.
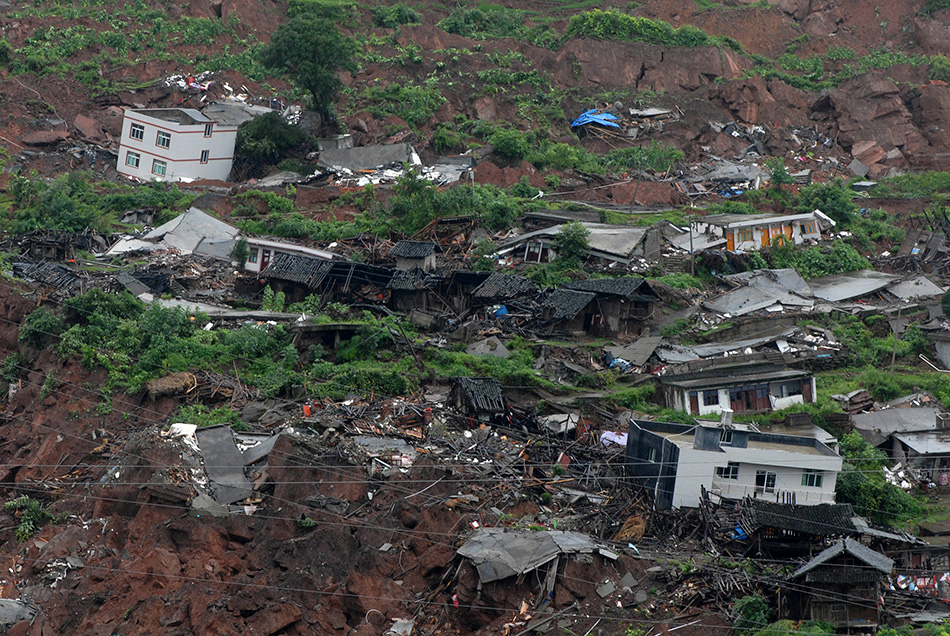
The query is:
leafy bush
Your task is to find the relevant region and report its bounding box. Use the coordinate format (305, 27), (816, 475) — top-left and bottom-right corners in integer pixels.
(870, 172), (950, 197)
(491, 128), (531, 160)
(431, 123), (465, 154)
(926, 0), (950, 15)
(566, 10), (716, 48)
(752, 621), (834, 636)
(438, 6), (527, 40)
(733, 595), (770, 636)
(553, 221), (590, 262)
(4, 496), (57, 542)
(19, 306), (66, 348)
(235, 112), (310, 164)
(174, 404), (245, 430)
(931, 54), (950, 82)
(764, 240), (870, 279)
(359, 81), (446, 127)
(705, 200), (760, 216)
(796, 181), (857, 226)
(836, 431), (924, 526)
(372, 3), (421, 27)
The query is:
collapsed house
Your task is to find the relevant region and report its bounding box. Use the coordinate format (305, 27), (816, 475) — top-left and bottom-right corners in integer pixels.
(450, 377), (507, 425)
(542, 277), (660, 337)
(625, 419), (842, 509)
(495, 223), (663, 266)
(781, 538), (893, 630)
(693, 210), (831, 251)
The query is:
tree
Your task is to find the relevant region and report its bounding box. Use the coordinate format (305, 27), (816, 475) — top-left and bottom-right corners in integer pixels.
(796, 181), (857, 227)
(553, 221), (590, 263)
(231, 237), (250, 269)
(765, 158), (792, 189)
(259, 15), (358, 121)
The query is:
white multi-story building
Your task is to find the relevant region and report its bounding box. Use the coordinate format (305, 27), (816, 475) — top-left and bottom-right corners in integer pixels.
(626, 419), (842, 510)
(116, 108), (238, 182)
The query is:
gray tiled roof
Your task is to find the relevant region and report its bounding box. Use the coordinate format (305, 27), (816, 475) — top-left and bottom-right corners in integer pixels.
(565, 277), (658, 301)
(791, 537), (893, 579)
(472, 273), (537, 299)
(545, 289), (596, 321)
(453, 377), (506, 412)
(746, 500), (856, 536)
(390, 240), (436, 259)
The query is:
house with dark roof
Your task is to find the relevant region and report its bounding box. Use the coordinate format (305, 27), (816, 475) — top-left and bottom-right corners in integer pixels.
(657, 361), (816, 416)
(735, 499), (858, 557)
(261, 253), (394, 304)
(387, 269), (445, 314)
(390, 241), (437, 272)
(450, 377), (507, 424)
(626, 419), (842, 510)
(781, 538), (893, 629)
(542, 277), (660, 337)
(471, 273), (538, 307)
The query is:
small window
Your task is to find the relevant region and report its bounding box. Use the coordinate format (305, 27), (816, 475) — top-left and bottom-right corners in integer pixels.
(152, 159), (167, 176)
(200, 150), (209, 164)
(204, 123), (213, 137)
(125, 151), (140, 168)
(247, 248), (258, 263)
(648, 448), (657, 463)
(802, 469), (823, 488)
(715, 462), (739, 480)
(738, 228), (753, 243)
(703, 390), (719, 407)
(130, 123), (145, 140)
(156, 131), (171, 149)
(719, 428), (733, 446)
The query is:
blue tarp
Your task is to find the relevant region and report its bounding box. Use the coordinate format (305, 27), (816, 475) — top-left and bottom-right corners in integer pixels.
(570, 109), (621, 129)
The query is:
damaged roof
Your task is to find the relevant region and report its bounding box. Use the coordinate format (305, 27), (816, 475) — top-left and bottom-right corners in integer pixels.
(808, 269), (900, 303)
(452, 377), (506, 413)
(851, 408), (941, 447)
(707, 269), (815, 316)
(261, 252), (333, 286)
(565, 277), (659, 301)
(317, 142), (418, 172)
(457, 527), (598, 583)
(390, 240), (436, 259)
(745, 500), (857, 536)
(545, 289), (596, 321)
(791, 537), (893, 579)
(472, 273), (537, 300)
(605, 336), (663, 367)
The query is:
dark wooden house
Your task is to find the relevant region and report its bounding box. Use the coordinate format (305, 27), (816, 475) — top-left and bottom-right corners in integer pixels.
(542, 277), (659, 337)
(735, 499), (857, 558)
(261, 253), (394, 304)
(782, 538), (893, 631)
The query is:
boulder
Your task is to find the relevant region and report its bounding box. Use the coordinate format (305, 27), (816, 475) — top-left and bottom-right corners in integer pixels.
(21, 130), (68, 146)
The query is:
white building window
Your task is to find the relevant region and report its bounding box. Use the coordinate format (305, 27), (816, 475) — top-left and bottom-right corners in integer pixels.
(156, 131), (171, 149)
(648, 448), (657, 463)
(152, 159), (167, 176)
(801, 469), (823, 488)
(200, 150), (209, 164)
(719, 428), (733, 446)
(130, 123), (144, 140)
(755, 470), (777, 494)
(248, 248), (258, 263)
(703, 390), (719, 407)
(125, 151), (140, 168)
(715, 462), (739, 480)
(204, 123), (213, 137)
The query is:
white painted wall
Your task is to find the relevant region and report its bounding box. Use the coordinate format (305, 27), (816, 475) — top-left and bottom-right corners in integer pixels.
(243, 238), (337, 274)
(669, 441), (841, 508)
(117, 109), (238, 182)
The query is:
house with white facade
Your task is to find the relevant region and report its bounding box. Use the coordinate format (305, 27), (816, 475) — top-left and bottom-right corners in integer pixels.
(657, 362), (816, 416)
(117, 108), (238, 182)
(695, 211), (832, 251)
(243, 237), (337, 275)
(625, 419), (842, 510)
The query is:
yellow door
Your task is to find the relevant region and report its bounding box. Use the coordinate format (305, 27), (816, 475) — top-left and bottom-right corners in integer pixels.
(726, 232), (735, 251)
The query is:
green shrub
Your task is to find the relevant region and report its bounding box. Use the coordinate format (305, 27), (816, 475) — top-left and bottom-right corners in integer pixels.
(566, 10), (716, 48)
(358, 81), (446, 127)
(4, 496), (57, 542)
(431, 123), (465, 154)
(438, 6), (527, 40)
(733, 595), (770, 636)
(932, 54), (950, 82)
(19, 306), (66, 348)
(372, 3), (421, 27)
(490, 128), (531, 160)
(796, 180), (857, 226)
(174, 404), (245, 430)
(926, 0), (950, 15)
(235, 112), (310, 164)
